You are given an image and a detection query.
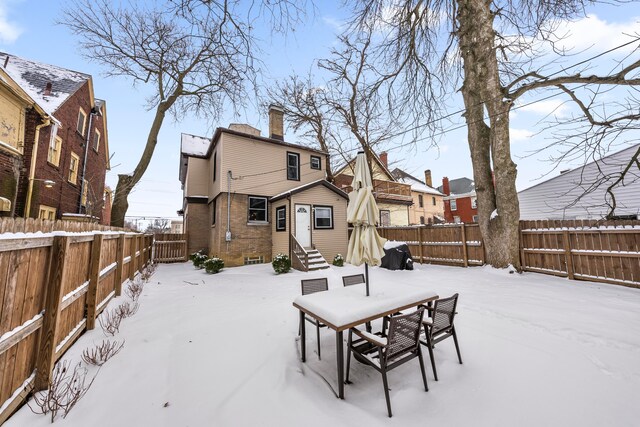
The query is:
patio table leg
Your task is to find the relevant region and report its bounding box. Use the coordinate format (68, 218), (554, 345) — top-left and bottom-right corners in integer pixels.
(336, 330), (344, 399)
(300, 310), (306, 362)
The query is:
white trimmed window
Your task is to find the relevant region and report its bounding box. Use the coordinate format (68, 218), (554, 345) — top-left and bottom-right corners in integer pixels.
(314, 206), (333, 229)
(450, 199), (457, 211)
(287, 152), (300, 180)
(38, 205), (56, 220)
(472, 198), (477, 209)
(69, 152), (79, 184)
(93, 129), (100, 151)
(47, 136), (62, 166)
(248, 196), (268, 222)
(453, 216), (461, 224)
(77, 108), (87, 135)
(276, 206), (286, 231)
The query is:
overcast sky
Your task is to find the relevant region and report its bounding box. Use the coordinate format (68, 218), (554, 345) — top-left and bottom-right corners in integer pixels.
(1, 0), (638, 221)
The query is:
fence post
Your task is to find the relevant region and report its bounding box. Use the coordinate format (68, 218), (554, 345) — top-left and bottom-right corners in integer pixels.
(35, 235), (70, 391)
(115, 233), (125, 296)
(129, 235), (137, 281)
(518, 221), (525, 270)
(461, 223), (468, 267)
(563, 230), (575, 279)
(417, 226), (423, 264)
(85, 233), (103, 330)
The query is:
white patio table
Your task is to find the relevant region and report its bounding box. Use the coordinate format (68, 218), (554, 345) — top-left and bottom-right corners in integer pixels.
(293, 282), (438, 399)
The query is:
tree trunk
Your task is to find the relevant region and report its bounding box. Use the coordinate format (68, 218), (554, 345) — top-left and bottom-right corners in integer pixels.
(457, 0), (521, 269)
(110, 96), (177, 227)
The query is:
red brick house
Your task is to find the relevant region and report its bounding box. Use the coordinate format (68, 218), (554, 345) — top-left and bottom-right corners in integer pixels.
(0, 52), (110, 222)
(438, 177), (478, 223)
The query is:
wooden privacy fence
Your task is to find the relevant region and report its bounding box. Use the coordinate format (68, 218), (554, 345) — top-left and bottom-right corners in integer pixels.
(377, 223), (485, 267)
(0, 217), (130, 233)
(520, 220), (640, 288)
(0, 231), (153, 424)
(377, 220), (640, 289)
(153, 233), (187, 263)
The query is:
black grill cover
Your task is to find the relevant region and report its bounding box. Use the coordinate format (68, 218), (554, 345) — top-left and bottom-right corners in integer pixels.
(381, 243), (414, 271)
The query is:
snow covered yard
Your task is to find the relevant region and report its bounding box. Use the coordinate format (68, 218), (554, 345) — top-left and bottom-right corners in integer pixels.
(6, 262), (640, 427)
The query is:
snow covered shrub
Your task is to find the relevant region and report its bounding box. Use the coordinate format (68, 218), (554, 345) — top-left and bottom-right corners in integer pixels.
(98, 309), (123, 336)
(272, 253), (291, 274)
(115, 301), (139, 319)
(190, 251), (208, 269)
(141, 263), (157, 282)
(81, 340), (125, 366)
(333, 254), (344, 267)
(28, 361), (96, 422)
(125, 279), (144, 302)
(204, 257), (224, 274)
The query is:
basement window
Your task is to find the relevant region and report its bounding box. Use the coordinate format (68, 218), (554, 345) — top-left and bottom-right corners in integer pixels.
(244, 256), (264, 265)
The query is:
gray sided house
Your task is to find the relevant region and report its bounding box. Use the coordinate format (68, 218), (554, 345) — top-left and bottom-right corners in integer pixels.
(518, 144), (640, 220)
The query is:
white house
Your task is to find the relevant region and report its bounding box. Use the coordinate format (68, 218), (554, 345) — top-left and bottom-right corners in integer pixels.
(518, 144), (640, 220)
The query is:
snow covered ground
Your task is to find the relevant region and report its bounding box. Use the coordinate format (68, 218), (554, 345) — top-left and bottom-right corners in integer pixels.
(7, 262), (640, 426)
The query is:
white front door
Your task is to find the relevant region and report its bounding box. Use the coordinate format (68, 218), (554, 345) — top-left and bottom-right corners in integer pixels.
(295, 204), (312, 248)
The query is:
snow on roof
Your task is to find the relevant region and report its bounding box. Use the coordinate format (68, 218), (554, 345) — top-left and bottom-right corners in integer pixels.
(181, 133), (211, 156)
(396, 175), (444, 196)
(0, 52), (90, 116)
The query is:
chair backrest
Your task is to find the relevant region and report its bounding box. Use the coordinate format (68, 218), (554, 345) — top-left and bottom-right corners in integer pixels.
(432, 293), (459, 334)
(342, 274), (365, 287)
(301, 278), (328, 295)
(385, 308), (424, 362)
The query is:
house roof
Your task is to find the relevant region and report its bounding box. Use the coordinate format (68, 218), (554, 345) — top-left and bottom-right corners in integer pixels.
(335, 151), (396, 181)
(270, 179), (348, 202)
(391, 168), (444, 196)
(437, 177), (475, 195)
(0, 52), (91, 117)
(181, 133), (211, 157)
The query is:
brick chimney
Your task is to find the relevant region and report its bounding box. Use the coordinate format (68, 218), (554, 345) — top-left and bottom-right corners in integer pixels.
(268, 104), (284, 140)
(44, 82), (52, 96)
(442, 177), (450, 196)
(379, 152), (388, 168)
(424, 169), (432, 187)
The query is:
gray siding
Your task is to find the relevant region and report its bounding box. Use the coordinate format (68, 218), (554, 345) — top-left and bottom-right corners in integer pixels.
(518, 145), (640, 219)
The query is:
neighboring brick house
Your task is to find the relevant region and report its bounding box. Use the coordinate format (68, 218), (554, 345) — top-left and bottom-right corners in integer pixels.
(391, 168), (445, 225)
(0, 66), (48, 216)
(179, 105), (348, 269)
(334, 152), (413, 226)
(0, 52), (110, 222)
(437, 177), (478, 223)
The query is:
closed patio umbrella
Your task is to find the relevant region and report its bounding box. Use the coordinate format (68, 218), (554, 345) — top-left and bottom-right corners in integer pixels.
(346, 151), (387, 296)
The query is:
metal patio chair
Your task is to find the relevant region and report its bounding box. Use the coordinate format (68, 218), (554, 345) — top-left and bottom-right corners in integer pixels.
(342, 274), (365, 287)
(345, 308), (428, 417)
(419, 293), (462, 381)
(299, 278), (329, 360)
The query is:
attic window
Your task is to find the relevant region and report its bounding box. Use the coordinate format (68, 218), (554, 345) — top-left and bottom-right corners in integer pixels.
(77, 108), (87, 136)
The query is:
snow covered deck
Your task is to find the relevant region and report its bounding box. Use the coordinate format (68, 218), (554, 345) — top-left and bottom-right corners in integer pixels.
(6, 262), (640, 426)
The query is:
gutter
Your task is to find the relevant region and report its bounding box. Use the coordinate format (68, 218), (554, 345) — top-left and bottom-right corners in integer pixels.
(79, 108), (97, 213)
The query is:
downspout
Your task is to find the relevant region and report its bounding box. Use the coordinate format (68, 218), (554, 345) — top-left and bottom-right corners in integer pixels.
(79, 109), (96, 213)
(226, 170), (232, 241)
(288, 195), (292, 260)
(25, 118), (52, 217)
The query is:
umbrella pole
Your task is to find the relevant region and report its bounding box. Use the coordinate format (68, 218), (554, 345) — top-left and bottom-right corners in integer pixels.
(365, 263), (370, 296)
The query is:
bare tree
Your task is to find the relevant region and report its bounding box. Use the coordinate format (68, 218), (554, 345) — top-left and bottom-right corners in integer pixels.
(265, 75), (338, 181)
(61, 0), (308, 227)
(269, 30), (406, 180)
(145, 218), (171, 234)
(347, 0), (640, 268)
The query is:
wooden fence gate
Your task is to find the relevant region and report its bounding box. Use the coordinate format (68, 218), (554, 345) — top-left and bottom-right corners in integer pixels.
(153, 233), (188, 263)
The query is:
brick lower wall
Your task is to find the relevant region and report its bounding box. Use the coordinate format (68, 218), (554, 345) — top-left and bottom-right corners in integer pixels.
(185, 202), (210, 255)
(210, 193), (272, 267)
